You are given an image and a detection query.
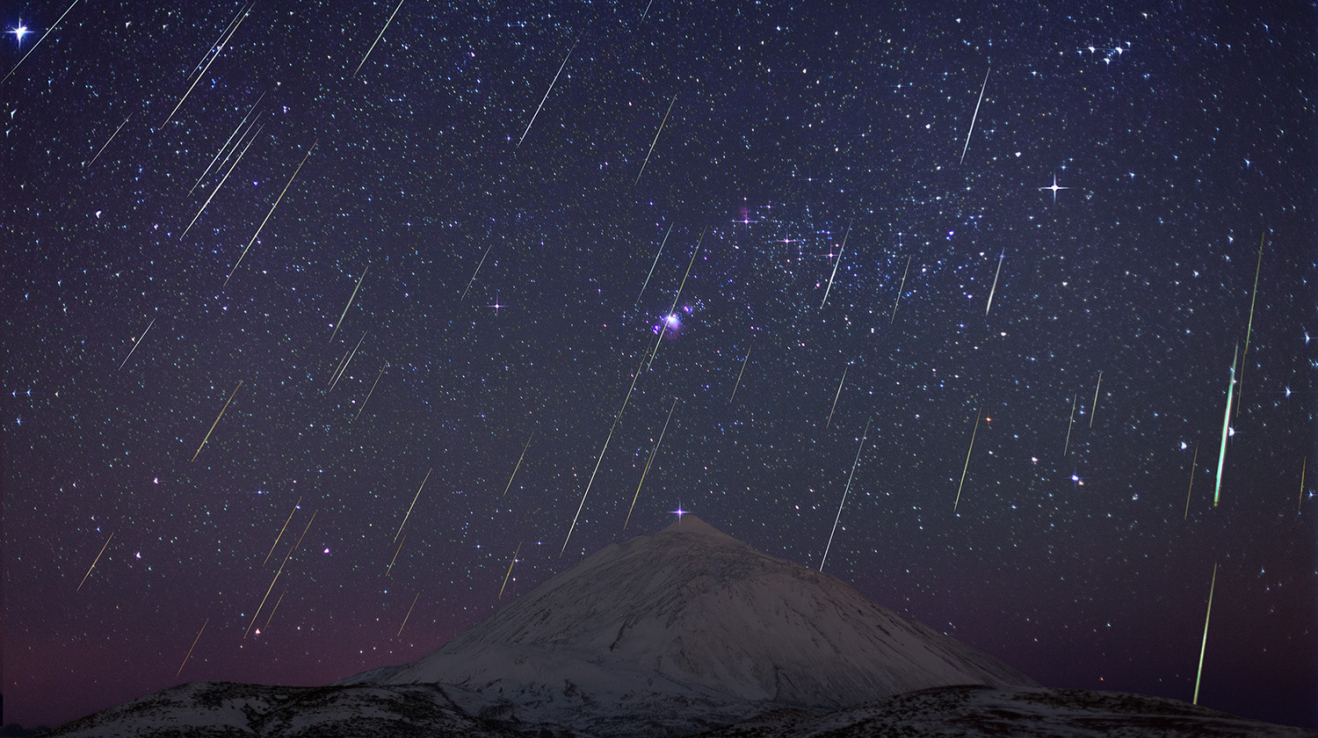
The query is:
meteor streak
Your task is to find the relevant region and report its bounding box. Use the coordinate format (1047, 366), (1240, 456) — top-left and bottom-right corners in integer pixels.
(461, 242), (494, 300)
(502, 431), (535, 497)
(1213, 345), (1237, 507)
(1192, 563), (1217, 705)
(190, 91), (264, 194)
(176, 618), (208, 677)
(635, 223), (673, 306)
(1236, 233), (1264, 416)
(329, 331), (367, 391)
(118, 317), (155, 370)
(77, 532), (113, 591)
(226, 140), (318, 286)
(353, 0), (405, 77)
(820, 221), (852, 308)
(2, 0), (81, 84)
(1301, 457), (1307, 511)
(397, 591), (420, 637)
(517, 38), (577, 147)
(246, 511), (315, 638)
(953, 410), (980, 512)
(191, 381), (242, 462)
(385, 533), (406, 577)
(959, 66), (990, 165)
(1183, 443), (1198, 520)
(985, 249), (1004, 315)
(159, 4), (251, 130)
(182, 123), (263, 240)
(889, 255), (912, 324)
(825, 366), (847, 428)
(328, 264), (369, 344)
(729, 345), (751, 403)
(624, 397), (678, 530)
(647, 228), (704, 368)
(561, 425), (614, 556)
(85, 114), (132, 169)
(1061, 392), (1077, 457)
(498, 542), (522, 599)
(820, 417), (871, 572)
(352, 361), (388, 423)
(263, 497), (301, 566)
(635, 93), (677, 185)
(395, 468), (432, 541)
(262, 588), (286, 632)
(1089, 371), (1102, 428)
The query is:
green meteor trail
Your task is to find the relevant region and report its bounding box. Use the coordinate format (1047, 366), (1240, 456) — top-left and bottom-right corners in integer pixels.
(1213, 345), (1237, 507)
(1193, 562), (1217, 705)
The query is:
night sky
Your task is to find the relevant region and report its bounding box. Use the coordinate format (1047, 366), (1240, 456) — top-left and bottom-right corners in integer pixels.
(3, 0), (1316, 730)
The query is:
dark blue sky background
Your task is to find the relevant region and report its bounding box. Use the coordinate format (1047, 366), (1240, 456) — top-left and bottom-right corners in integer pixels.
(3, 0), (1316, 729)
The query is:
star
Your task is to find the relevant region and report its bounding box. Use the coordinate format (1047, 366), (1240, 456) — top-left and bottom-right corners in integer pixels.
(1039, 173), (1072, 202)
(9, 22), (28, 46)
(671, 502), (688, 521)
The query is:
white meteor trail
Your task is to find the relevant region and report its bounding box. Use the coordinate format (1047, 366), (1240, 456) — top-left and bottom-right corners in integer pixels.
(826, 366), (848, 428)
(820, 221), (852, 308)
(953, 409), (981, 512)
(190, 92), (265, 195)
(647, 228), (704, 368)
(502, 431), (536, 497)
(561, 425), (614, 556)
(182, 123), (263, 240)
(1213, 345), (1238, 507)
(624, 397), (678, 530)
(820, 417), (871, 572)
(1236, 233), (1265, 416)
(160, 4), (251, 130)
(328, 264), (369, 344)
(118, 317), (155, 370)
(729, 344), (751, 403)
(461, 242), (494, 300)
(188, 5), (245, 81)
(352, 361), (388, 422)
(959, 66), (990, 165)
(518, 38), (577, 147)
(86, 114), (132, 169)
(1061, 392), (1077, 457)
(2, 0), (81, 84)
(329, 331), (367, 391)
(985, 249), (1004, 315)
(635, 94), (677, 185)
(635, 223), (673, 306)
(889, 254), (912, 324)
(226, 140), (318, 286)
(353, 0), (405, 77)
(394, 468), (432, 542)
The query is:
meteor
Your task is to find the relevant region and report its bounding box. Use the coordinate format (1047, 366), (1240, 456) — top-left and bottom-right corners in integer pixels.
(635, 94), (677, 185)
(502, 431), (536, 497)
(1183, 443), (1198, 520)
(394, 469), (432, 541)
(77, 532), (113, 591)
(985, 249), (1004, 316)
(959, 66), (990, 165)
(561, 425), (614, 556)
(1088, 371), (1102, 428)
(182, 123), (263, 240)
(246, 511), (315, 638)
(353, 0), (405, 77)
(460, 242), (493, 301)
(953, 410), (980, 512)
(191, 381), (242, 463)
(624, 397), (678, 530)
(635, 223), (673, 307)
(176, 618), (209, 677)
(1192, 563), (1218, 705)
(329, 331), (367, 392)
(820, 220), (852, 308)
(2, 0), (81, 84)
(729, 344), (751, 403)
(518, 38), (578, 147)
(647, 228), (704, 368)
(226, 140), (318, 286)
(498, 542), (522, 599)
(351, 361), (388, 423)
(117, 317), (155, 370)
(889, 255), (912, 324)
(820, 417), (872, 572)
(1236, 233), (1264, 416)
(1213, 345), (1238, 507)
(397, 591), (420, 637)
(385, 533), (407, 577)
(262, 588), (286, 632)
(159, 4), (251, 130)
(1300, 457), (1307, 511)
(85, 114), (132, 169)
(328, 264), (369, 344)
(189, 91), (265, 195)
(1061, 392), (1077, 457)
(825, 366), (847, 429)
(263, 497), (301, 566)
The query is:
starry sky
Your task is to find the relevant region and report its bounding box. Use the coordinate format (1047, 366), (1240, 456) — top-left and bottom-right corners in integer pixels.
(3, 0), (1316, 730)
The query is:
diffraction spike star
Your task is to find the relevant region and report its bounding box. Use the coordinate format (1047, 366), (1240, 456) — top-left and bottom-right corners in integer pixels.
(1039, 173), (1072, 202)
(10, 21), (29, 46)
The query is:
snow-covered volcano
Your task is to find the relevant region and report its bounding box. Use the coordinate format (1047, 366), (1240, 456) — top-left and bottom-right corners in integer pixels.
(341, 516), (1035, 736)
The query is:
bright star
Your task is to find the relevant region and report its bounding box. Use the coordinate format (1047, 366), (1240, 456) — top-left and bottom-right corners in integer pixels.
(1039, 173), (1072, 202)
(10, 22), (29, 46)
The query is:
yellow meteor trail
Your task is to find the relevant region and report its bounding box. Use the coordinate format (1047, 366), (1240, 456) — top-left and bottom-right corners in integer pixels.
(386, 533), (406, 577)
(353, 0), (405, 77)
(246, 511), (315, 638)
(635, 223), (673, 306)
(1183, 444), (1198, 520)
(518, 38), (577, 147)
(890, 255), (912, 324)
(953, 410), (981, 512)
(352, 362), (388, 422)
(1088, 371), (1102, 428)
(118, 317), (155, 371)
(328, 264), (369, 344)
(1193, 563), (1217, 705)
(2, 0), (81, 84)
(159, 4), (250, 130)
(1061, 393), (1077, 457)
(182, 123), (263, 240)
(177, 618), (208, 677)
(461, 242), (494, 300)
(395, 469), (432, 541)
(636, 94), (677, 185)
(826, 366), (848, 429)
(1236, 232), (1264, 417)
(820, 221), (852, 309)
(226, 140), (318, 286)
(85, 114), (132, 169)
(397, 591), (420, 637)
(820, 417), (871, 572)
(1214, 345), (1238, 507)
(985, 249), (1004, 316)
(263, 497), (301, 566)
(625, 397), (678, 530)
(729, 345), (751, 403)
(1300, 457), (1307, 511)
(262, 588), (286, 632)
(502, 432), (536, 497)
(77, 532), (113, 591)
(498, 542), (522, 599)
(959, 66), (990, 165)
(191, 381), (242, 462)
